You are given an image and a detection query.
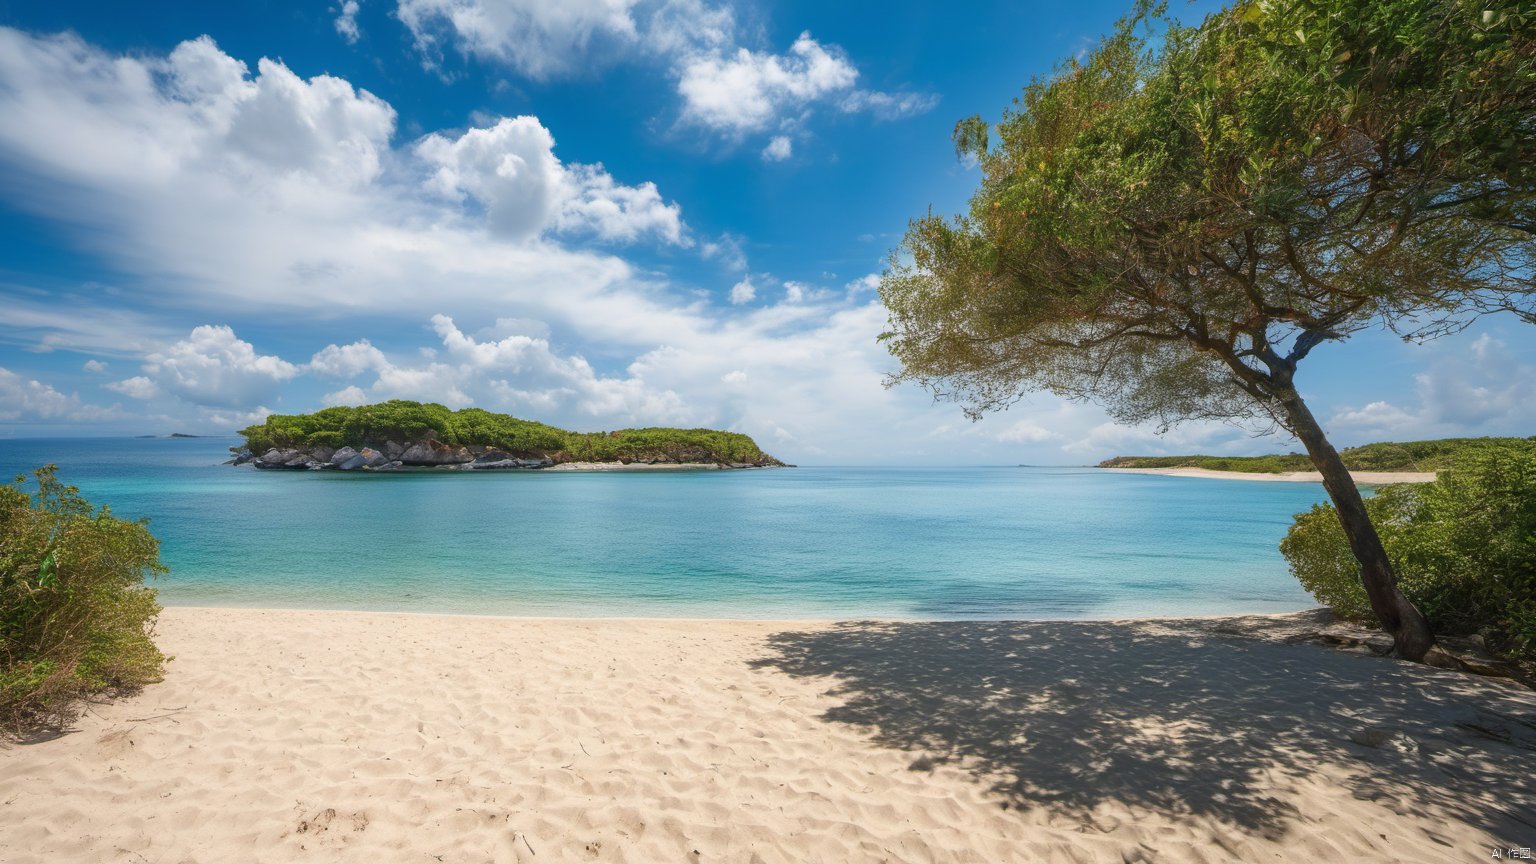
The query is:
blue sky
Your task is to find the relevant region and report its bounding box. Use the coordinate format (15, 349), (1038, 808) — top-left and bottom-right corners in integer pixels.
(1, 0), (1532, 464)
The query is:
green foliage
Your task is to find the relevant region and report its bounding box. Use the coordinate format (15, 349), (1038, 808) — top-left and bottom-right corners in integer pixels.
(236, 401), (777, 465)
(1, 466), (166, 732)
(1102, 437), (1535, 473)
(881, 0), (1535, 427)
(1282, 442), (1536, 660)
(304, 430), (346, 450)
(562, 428), (769, 464)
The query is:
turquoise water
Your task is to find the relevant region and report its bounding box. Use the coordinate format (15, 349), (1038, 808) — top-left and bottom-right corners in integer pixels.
(0, 437), (1331, 620)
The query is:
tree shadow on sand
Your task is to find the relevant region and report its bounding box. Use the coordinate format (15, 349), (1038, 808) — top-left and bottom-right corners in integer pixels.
(752, 614), (1536, 844)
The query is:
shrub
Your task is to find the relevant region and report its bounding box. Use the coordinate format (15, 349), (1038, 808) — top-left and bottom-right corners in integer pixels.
(304, 430), (346, 449)
(1281, 441), (1536, 660)
(1, 466), (166, 733)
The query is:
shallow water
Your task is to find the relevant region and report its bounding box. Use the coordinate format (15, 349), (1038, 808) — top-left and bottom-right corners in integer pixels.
(0, 437), (1331, 619)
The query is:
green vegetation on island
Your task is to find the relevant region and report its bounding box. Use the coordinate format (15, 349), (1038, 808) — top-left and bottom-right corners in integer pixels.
(879, 0), (1534, 662)
(1284, 440), (1536, 664)
(1, 467), (165, 733)
(235, 401), (782, 467)
(1098, 438), (1535, 474)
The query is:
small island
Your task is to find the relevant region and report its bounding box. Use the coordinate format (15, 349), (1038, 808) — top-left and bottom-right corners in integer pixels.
(1098, 437), (1532, 483)
(230, 401), (786, 472)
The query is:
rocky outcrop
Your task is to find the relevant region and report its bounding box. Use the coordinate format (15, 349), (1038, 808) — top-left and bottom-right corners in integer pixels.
(400, 439), (473, 466)
(254, 448), (316, 470)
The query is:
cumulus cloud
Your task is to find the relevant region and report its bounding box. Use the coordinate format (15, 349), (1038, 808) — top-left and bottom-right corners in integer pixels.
(417, 116), (686, 244)
(728, 276), (756, 305)
(844, 273), (880, 295)
(0, 29), (687, 326)
(677, 33), (857, 133)
(105, 376), (160, 400)
(82, 359), (108, 373)
(322, 385), (370, 407)
(141, 325), (301, 409)
(299, 314), (694, 425)
(309, 338), (390, 377)
(674, 31), (935, 140)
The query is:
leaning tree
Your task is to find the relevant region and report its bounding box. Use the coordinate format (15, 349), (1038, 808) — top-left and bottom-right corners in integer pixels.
(880, 0), (1533, 662)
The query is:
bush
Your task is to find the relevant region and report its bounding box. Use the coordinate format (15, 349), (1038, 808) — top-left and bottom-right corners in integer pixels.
(1, 466), (165, 732)
(1281, 441), (1536, 660)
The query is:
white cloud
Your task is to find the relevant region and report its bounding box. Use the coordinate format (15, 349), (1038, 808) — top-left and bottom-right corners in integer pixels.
(417, 116), (686, 244)
(844, 273), (880, 295)
(0, 367), (116, 422)
(322, 385), (370, 406)
(677, 32), (857, 134)
(1327, 334), (1536, 439)
(761, 135), (792, 162)
(309, 338), (389, 377)
(105, 376), (160, 400)
(141, 325), (301, 409)
(201, 405), (273, 429)
(676, 31), (935, 138)
(82, 359), (108, 373)
(838, 88), (940, 120)
(397, 0), (646, 79)
(392, 3), (930, 150)
(335, 0), (362, 44)
(303, 313), (695, 425)
(396, 0), (734, 79)
(1329, 400), (1418, 435)
(993, 420), (1061, 444)
(0, 27), (695, 346)
(729, 276), (756, 305)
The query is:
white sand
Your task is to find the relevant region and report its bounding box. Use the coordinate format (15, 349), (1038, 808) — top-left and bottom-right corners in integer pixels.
(3, 607), (1533, 863)
(1104, 466), (1438, 484)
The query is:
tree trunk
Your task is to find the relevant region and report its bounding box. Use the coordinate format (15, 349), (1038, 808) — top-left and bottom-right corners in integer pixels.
(1273, 386), (1442, 663)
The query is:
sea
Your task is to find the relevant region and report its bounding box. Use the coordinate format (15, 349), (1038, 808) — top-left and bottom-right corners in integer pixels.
(0, 436), (1333, 620)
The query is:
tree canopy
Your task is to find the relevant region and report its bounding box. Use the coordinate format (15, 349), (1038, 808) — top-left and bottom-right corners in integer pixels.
(880, 0), (1534, 662)
(884, 0), (1532, 429)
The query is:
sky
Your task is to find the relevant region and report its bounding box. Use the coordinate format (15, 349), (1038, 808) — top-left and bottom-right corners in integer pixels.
(0, 0), (1532, 464)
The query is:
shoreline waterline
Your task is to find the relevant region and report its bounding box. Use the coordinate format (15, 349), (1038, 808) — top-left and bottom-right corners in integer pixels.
(156, 602), (1328, 626)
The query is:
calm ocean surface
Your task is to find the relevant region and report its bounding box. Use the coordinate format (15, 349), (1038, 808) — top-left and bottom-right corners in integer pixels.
(0, 437), (1332, 620)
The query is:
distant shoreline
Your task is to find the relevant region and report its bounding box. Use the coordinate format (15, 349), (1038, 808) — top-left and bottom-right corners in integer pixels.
(1103, 466), (1437, 484)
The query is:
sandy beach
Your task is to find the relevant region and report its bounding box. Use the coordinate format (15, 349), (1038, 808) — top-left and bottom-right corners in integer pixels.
(1104, 466), (1439, 484)
(3, 607), (1533, 863)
